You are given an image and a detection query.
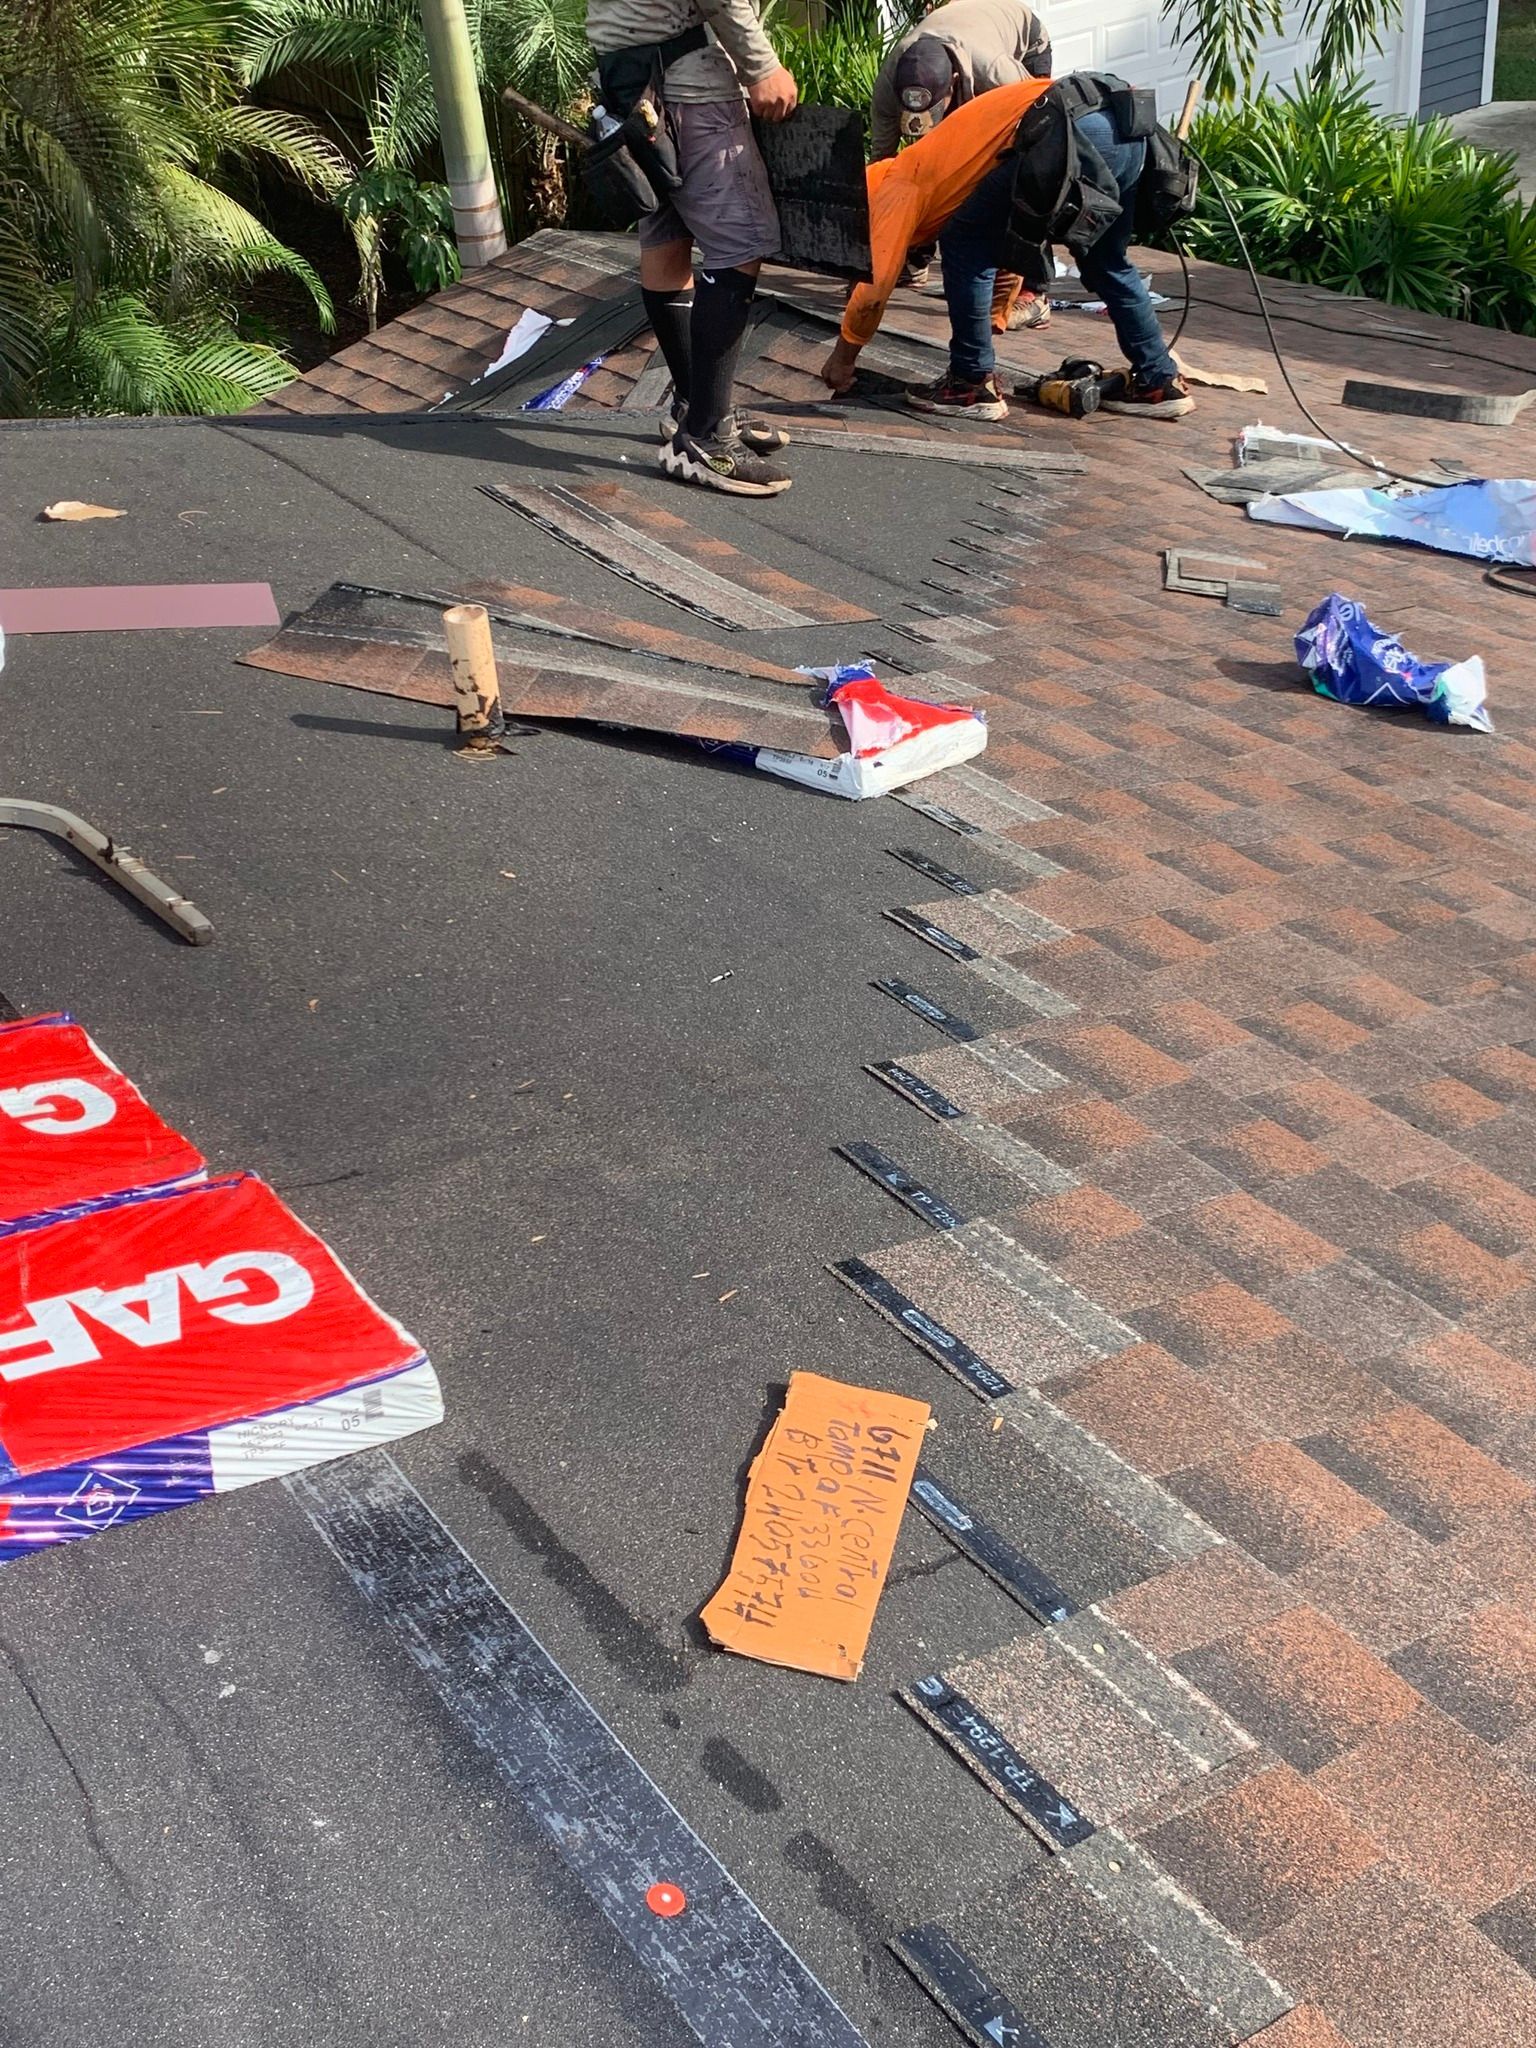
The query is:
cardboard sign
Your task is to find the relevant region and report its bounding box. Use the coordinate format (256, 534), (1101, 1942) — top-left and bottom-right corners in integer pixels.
(0, 1013), (205, 1231)
(701, 1370), (930, 1681)
(0, 1174), (423, 1476)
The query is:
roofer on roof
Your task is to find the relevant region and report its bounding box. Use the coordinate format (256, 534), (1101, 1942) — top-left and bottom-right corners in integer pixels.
(820, 73), (1195, 424)
(586, 0), (800, 495)
(872, 0), (1053, 331)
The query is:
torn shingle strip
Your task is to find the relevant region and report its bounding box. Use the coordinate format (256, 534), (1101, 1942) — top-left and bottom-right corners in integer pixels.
(835, 1142), (970, 1230)
(901, 1674), (1096, 1848)
(889, 1924), (1051, 2048)
(830, 1258), (1013, 1400)
(480, 480), (822, 630)
(910, 1462), (1077, 1622)
(561, 478), (879, 626)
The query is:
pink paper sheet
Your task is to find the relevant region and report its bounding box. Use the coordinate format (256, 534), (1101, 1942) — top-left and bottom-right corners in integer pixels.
(0, 584), (280, 634)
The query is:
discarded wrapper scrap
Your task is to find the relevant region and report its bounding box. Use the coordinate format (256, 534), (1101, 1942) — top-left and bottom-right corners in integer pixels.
(701, 1369), (929, 1681)
(1296, 593), (1493, 733)
(40, 501), (125, 522)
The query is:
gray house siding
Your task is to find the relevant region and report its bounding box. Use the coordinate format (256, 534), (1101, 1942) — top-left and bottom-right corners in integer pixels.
(1418, 0), (1489, 113)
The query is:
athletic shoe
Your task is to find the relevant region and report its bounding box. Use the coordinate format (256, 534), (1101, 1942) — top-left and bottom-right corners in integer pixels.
(660, 419), (792, 496)
(900, 261), (933, 288)
(660, 409), (790, 454)
(1005, 293), (1052, 331)
(905, 371), (1009, 422)
(1100, 375), (1195, 419)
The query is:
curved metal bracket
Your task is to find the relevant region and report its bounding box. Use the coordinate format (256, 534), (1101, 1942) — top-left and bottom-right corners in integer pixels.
(0, 799), (213, 946)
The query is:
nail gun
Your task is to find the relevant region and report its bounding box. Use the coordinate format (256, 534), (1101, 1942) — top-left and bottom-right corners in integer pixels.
(1016, 358), (1121, 418)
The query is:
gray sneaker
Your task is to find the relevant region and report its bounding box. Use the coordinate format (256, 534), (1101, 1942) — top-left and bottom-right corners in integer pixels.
(660, 418), (792, 497)
(660, 409), (790, 455)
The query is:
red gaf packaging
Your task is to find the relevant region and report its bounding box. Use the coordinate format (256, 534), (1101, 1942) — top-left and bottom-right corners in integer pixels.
(0, 1013), (205, 1232)
(0, 1174), (425, 1477)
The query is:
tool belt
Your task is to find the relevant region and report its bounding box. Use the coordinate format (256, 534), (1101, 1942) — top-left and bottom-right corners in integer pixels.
(1001, 71), (1195, 285)
(582, 23), (707, 226)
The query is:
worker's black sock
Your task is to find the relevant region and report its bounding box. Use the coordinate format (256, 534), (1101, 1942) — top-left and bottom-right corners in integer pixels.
(685, 265), (758, 440)
(641, 285), (693, 415)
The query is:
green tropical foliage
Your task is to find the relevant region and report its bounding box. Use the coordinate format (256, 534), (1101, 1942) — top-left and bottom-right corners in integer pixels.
(236, 0), (594, 269)
(1167, 0), (1400, 101)
(0, 0), (346, 415)
(339, 167), (460, 330)
(764, 0), (924, 122)
(1184, 76), (1536, 335)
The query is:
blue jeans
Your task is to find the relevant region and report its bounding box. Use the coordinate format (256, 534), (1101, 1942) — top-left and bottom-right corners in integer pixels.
(938, 106), (1177, 388)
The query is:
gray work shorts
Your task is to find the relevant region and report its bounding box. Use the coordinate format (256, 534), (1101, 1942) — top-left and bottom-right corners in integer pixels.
(639, 97), (781, 271)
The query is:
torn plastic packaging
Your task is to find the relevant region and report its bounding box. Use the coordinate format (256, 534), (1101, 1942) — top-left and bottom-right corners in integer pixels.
(695, 665), (988, 799)
(0, 1015), (442, 1561)
(1295, 593), (1493, 734)
(1252, 476), (1536, 566)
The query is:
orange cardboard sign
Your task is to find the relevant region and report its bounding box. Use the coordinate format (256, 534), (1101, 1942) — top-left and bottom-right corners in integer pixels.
(701, 1370), (930, 1682)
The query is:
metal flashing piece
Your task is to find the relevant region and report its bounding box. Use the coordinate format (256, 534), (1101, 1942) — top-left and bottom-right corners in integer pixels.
(1, 799), (213, 944)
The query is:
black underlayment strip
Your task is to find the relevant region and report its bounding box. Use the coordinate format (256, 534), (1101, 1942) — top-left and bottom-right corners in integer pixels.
(289, 1452), (870, 2048)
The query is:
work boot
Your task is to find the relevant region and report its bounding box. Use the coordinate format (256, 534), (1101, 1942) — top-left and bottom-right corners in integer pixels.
(660, 416), (792, 496)
(1101, 373), (1194, 419)
(1004, 292), (1052, 332)
(905, 371), (1009, 422)
(660, 408), (790, 454)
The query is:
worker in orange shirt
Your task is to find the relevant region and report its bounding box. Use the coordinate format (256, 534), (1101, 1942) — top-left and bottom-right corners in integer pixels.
(820, 74), (1192, 422)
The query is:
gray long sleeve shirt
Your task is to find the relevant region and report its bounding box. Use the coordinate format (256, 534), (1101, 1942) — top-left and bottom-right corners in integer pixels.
(869, 0), (1050, 158)
(586, 0), (780, 102)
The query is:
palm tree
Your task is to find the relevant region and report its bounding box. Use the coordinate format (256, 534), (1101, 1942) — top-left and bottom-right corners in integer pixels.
(1167, 0), (1403, 101)
(0, 0), (348, 414)
(236, 0), (593, 275)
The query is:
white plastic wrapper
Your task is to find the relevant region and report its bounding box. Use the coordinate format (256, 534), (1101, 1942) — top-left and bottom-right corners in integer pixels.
(753, 668), (988, 799)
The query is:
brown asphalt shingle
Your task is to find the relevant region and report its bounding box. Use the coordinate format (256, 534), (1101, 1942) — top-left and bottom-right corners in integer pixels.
(265, 230), (1536, 2048)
